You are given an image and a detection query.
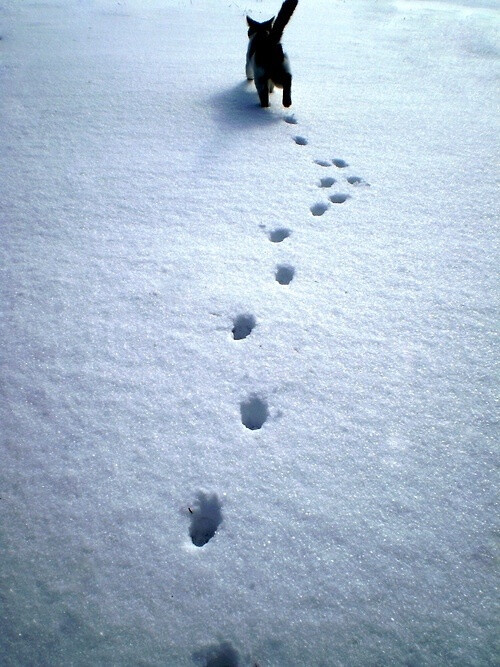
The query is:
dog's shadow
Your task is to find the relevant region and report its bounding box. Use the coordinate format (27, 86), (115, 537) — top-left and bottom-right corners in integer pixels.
(210, 80), (281, 131)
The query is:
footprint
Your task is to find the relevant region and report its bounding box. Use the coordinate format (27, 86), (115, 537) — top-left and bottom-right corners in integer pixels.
(284, 114), (298, 125)
(319, 177), (336, 188)
(314, 159), (331, 167)
(192, 641), (240, 667)
(310, 202), (329, 216)
(347, 175), (369, 186)
(232, 314), (256, 341)
(189, 492), (222, 547)
(329, 193), (351, 204)
(293, 136), (308, 146)
(333, 158), (349, 168)
(275, 264), (295, 285)
(241, 395), (269, 431)
(269, 227), (291, 243)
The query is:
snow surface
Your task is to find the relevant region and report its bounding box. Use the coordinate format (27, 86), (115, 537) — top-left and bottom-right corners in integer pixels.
(1, 0), (498, 665)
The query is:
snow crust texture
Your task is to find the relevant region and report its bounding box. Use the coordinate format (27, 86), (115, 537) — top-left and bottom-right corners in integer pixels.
(1, 0), (498, 665)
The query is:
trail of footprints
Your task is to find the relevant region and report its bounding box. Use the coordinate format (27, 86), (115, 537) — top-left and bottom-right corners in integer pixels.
(310, 156), (369, 216)
(188, 115), (369, 553)
(188, 112), (371, 664)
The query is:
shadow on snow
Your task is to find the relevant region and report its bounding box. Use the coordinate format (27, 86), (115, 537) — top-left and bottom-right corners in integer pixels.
(210, 80), (281, 131)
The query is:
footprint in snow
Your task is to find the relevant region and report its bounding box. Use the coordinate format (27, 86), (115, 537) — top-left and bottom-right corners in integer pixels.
(319, 177), (336, 188)
(310, 202), (329, 216)
(284, 114), (298, 125)
(241, 395), (269, 431)
(189, 492), (222, 547)
(269, 227), (291, 243)
(329, 193), (351, 204)
(347, 175), (370, 186)
(314, 159), (332, 167)
(333, 158), (349, 168)
(293, 135), (308, 146)
(232, 314), (256, 340)
(275, 264), (295, 285)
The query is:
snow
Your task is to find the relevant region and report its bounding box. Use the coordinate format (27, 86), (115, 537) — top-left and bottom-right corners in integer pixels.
(0, 0), (498, 665)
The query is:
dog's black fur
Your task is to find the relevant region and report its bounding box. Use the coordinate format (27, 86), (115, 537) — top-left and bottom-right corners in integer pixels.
(246, 0), (298, 108)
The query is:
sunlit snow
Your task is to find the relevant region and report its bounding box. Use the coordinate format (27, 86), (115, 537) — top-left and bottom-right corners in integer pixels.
(1, 0), (498, 665)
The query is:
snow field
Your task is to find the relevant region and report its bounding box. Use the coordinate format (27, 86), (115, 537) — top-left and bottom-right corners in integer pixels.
(1, 0), (498, 665)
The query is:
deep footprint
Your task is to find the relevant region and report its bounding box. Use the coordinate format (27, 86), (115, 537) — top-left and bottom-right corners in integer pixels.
(333, 158), (349, 168)
(319, 177), (336, 188)
(241, 395), (269, 431)
(232, 314), (256, 340)
(189, 492), (223, 547)
(314, 159), (331, 167)
(269, 228), (291, 243)
(310, 202), (329, 216)
(329, 193), (351, 204)
(284, 114), (298, 125)
(293, 135), (308, 146)
(275, 264), (295, 285)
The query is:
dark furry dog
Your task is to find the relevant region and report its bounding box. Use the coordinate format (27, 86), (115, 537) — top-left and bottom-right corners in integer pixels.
(246, 0), (298, 108)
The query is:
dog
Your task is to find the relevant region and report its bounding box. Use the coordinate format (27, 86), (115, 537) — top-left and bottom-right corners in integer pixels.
(246, 0), (298, 108)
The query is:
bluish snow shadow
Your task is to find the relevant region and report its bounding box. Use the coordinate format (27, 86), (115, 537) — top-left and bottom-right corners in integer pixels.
(210, 81), (281, 131)
(192, 641), (240, 666)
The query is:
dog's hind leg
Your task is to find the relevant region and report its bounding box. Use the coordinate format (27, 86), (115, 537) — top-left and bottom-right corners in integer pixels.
(246, 59), (254, 81)
(282, 72), (292, 107)
(246, 43), (255, 80)
(255, 75), (270, 107)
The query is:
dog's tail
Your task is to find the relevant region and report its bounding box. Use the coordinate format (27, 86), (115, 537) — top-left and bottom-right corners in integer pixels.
(271, 0), (298, 42)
